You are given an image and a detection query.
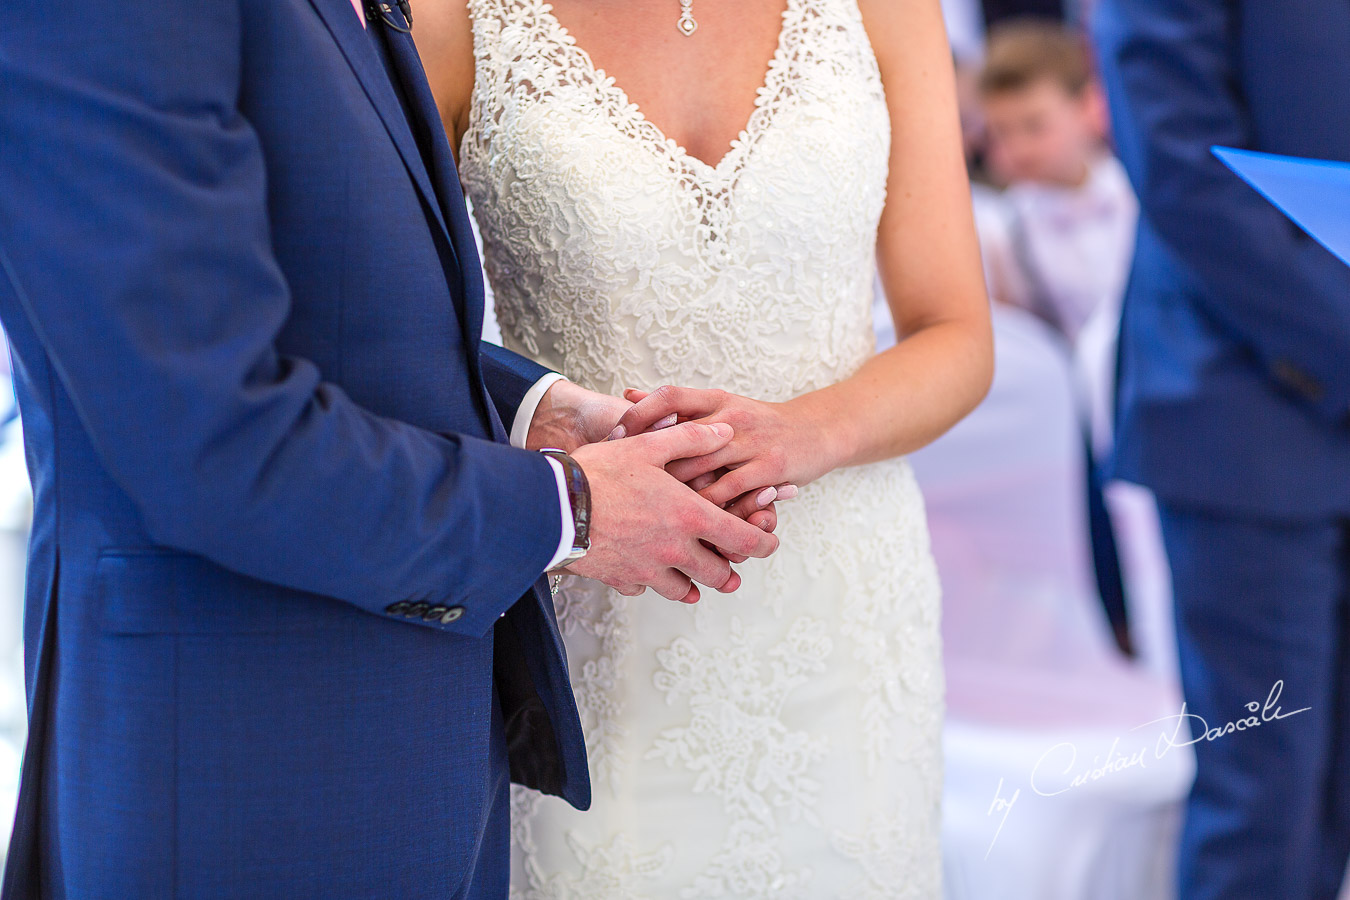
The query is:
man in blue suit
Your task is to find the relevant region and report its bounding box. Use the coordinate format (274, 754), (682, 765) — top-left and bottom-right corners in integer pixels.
(1093, 2), (1350, 897)
(0, 0), (782, 895)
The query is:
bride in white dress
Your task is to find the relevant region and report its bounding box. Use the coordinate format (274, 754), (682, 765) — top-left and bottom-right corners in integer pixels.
(420, 0), (991, 895)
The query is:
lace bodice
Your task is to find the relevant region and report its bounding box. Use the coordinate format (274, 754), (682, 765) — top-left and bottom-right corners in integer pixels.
(460, 0), (891, 401)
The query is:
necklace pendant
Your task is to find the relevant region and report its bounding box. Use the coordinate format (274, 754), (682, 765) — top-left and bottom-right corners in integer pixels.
(677, 0), (697, 35)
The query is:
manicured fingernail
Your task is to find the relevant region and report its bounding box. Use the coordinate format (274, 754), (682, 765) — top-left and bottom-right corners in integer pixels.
(710, 423), (732, 438)
(777, 484), (799, 500)
(654, 413), (678, 430)
(756, 486), (777, 508)
(607, 425), (626, 441)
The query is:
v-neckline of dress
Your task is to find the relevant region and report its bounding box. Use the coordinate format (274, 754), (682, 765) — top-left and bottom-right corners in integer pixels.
(534, 0), (799, 182)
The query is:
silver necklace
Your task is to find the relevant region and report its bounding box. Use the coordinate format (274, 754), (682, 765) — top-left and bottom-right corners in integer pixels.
(677, 0), (698, 35)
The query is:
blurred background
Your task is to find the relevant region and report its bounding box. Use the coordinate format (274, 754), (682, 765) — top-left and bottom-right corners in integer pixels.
(0, 0), (1345, 897)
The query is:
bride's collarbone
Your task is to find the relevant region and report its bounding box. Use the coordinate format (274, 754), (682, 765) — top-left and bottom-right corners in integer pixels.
(541, 0), (791, 168)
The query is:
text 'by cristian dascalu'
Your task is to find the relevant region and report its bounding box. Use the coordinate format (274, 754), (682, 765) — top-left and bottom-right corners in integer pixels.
(982, 679), (1310, 858)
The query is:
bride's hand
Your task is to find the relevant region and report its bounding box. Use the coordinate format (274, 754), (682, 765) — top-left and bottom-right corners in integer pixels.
(611, 386), (839, 509)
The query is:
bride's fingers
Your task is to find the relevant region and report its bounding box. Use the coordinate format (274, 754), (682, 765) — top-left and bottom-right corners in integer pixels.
(685, 471), (720, 493)
(747, 506), (778, 534)
(619, 415), (679, 437)
(609, 390), (654, 439)
(725, 486), (780, 521)
(612, 385), (724, 440)
(621, 391), (696, 433)
(666, 444), (742, 483)
(701, 462), (774, 509)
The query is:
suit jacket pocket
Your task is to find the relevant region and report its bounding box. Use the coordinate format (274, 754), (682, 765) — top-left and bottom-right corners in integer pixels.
(97, 549), (362, 635)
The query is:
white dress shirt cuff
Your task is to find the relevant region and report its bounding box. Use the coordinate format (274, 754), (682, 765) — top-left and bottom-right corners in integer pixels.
(510, 372), (573, 572)
(510, 372), (569, 450)
(543, 457), (576, 572)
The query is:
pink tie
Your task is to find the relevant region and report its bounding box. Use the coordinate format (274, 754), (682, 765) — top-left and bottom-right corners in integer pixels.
(351, 0), (366, 28)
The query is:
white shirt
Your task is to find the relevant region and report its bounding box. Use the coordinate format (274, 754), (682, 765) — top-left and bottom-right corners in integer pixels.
(512, 374), (576, 572)
(996, 158), (1138, 458)
(1001, 154), (1139, 344)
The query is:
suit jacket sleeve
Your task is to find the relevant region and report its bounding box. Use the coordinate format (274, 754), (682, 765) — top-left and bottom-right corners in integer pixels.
(0, 0), (561, 638)
(1093, 0), (1350, 425)
(479, 342), (556, 434)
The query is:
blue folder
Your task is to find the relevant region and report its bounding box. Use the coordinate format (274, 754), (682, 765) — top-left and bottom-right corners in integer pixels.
(1213, 146), (1350, 268)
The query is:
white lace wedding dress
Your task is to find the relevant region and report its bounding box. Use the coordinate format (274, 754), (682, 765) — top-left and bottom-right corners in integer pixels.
(460, 0), (944, 896)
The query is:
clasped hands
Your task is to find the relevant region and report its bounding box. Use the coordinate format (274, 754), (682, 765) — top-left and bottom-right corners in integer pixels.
(527, 381), (839, 604)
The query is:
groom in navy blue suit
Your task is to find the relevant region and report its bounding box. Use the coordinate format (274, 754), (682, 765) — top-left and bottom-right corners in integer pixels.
(1094, 1), (1350, 897)
(0, 0), (781, 896)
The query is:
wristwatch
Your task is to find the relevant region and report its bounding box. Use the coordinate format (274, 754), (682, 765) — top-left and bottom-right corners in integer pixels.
(540, 448), (591, 564)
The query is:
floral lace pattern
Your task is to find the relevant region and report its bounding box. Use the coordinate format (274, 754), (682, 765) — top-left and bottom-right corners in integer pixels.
(462, 0), (943, 896)
(832, 812), (943, 900)
(647, 616), (832, 823)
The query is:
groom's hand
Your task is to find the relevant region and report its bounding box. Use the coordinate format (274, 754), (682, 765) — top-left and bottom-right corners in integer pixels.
(525, 380), (631, 453)
(526, 380), (783, 538)
(567, 422), (780, 604)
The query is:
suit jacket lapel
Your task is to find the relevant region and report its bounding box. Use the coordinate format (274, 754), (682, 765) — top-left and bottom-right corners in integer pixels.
(381, 23), (512, 445)
(381, 27), (490, 379)
(306, 0), (454, 254)
(310, 0), (509, 444)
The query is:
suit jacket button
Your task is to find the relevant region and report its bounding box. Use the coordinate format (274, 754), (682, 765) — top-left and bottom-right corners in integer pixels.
(441, 606), (465, 624)
(406, 602), (430, 618)
(425, 605), (449, 622)
(386, 601), (410, 615)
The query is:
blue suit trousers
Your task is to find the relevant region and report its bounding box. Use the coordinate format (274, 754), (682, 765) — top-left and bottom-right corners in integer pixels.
(1158, 502), (1350, 899)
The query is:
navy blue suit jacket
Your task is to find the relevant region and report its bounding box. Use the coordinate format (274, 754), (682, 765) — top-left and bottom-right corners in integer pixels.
(1093, 0), (1350, 517)
(0, 0), (589, 894)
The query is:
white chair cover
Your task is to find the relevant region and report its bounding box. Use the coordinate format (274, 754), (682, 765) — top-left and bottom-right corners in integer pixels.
(896, 301), (1193, 899)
